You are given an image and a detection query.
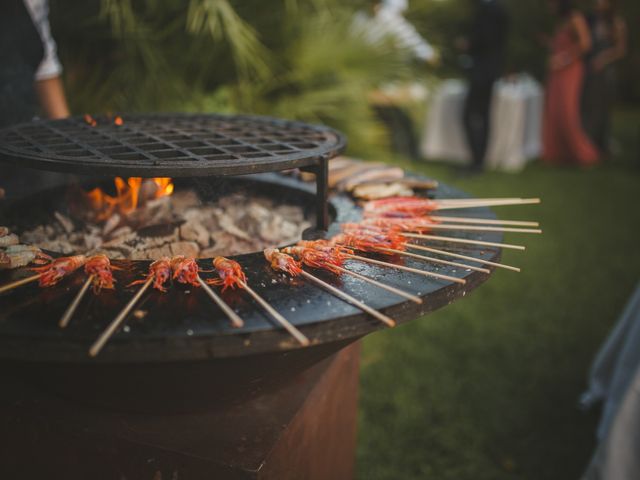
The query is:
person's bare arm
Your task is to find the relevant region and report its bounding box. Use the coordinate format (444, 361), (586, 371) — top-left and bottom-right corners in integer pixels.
(592, 17), (627, 72)
(571, 12), (592, 54)
(34, 76), (70, 119)
(549, 12), (592, 70)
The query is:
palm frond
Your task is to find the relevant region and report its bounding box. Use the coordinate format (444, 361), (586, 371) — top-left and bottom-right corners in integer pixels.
(99, 0), (138, 37)
(186, 0), (272, 80)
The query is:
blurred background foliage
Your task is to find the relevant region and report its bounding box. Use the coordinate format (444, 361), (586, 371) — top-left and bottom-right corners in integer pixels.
(50, 0), (414, 157)
(50, 0), (639, 157)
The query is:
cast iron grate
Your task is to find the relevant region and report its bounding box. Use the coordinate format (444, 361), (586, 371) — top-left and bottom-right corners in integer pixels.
(0, 113), (346, 177)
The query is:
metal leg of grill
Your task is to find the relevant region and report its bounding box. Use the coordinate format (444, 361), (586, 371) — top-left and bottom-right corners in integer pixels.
(315, 157), (329, 231)
(300, 157), (329, 233)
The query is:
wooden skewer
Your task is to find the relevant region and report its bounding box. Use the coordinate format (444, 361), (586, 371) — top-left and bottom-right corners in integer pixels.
(402, 233), (526, 251)
(197, 276), (244, 328)
(59, 275), (94, 328)
(430, 215), (540, 227)
(375, 247), (490, 274)
(435, 198), (541, 210)
(333, 265), (422, 304)
(406, 244), (521, 272)
(423, 224), (542, 234)
(238, 280), (310, 346)
(344, 253), (466, 285)
(0, 273), (41, 294)
(89, 276), (154, 357)
(436, 197), (524, 204)
(299, 270), (396, 328)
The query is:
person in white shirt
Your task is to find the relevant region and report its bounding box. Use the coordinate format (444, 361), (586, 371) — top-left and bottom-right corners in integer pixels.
(0, 0), (70, 200)
(353, 0), (439, 65)
(23, 0), (70, 120)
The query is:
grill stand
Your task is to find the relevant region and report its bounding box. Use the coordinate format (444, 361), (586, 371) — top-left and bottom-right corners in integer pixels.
(0, 342), (361, 479)
(301, 155), (330, 231)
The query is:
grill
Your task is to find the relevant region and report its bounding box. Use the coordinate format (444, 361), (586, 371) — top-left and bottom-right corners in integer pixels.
(0, 113), (346, 229)
(0, 114), (500, 413)
(0, 112), (511, 478)
(0, 114), (345, 176)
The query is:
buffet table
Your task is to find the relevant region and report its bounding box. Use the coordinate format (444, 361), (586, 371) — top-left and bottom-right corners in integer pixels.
(421, 75), (544, 172)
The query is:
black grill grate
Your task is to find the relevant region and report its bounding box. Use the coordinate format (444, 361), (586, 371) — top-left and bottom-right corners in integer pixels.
(0, 113), (346, 177)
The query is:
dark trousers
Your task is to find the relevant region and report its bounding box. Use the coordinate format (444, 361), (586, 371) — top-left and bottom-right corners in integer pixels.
(463, 76), (497, 168)
(582, 67), (615, 153)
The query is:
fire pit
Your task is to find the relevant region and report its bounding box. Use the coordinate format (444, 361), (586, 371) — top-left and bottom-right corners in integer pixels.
(0, 113), (534, 479)
(16, 176), (314, 260)
(0, 114), (502, 414)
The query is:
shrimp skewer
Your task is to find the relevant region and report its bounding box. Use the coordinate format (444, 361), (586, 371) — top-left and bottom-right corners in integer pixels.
(282, 245), (422, 304)
(34, 254), (87, 287)
(265, 249), (397, 327)
(408, 223), (541, 234)
(85, 254), (117, 292)
(374, 247), (490, 274)
(299, 239), (472, 282)
(59, 254), (117, 328)
(206, 256), (247, 291)
(363, 196), (540, 218)
(89, 257), (171, 357)
(333, 232), (467, 283)
(129, 257), (173, 292)
(429, 215), (539, 228)
(339, 225), (514, 273)
(363, 216), (541, 235)
(0, 244), (53, 270)
(0, 254), (86, 295)
(210, 256), (308, 346)
(435, 198), (541, 209)
(170, 256), (244, 328)
(407, 244), (521, 272)
(170, 256), (200, 287)
(363, 218), (527, 249)
(402, 233), (525, 251)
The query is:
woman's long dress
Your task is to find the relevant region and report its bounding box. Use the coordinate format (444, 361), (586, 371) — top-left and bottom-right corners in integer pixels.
(542, 19), (599, 166)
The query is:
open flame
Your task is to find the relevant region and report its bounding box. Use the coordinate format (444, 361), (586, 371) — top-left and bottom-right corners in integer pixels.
(86, 177), (174, 221)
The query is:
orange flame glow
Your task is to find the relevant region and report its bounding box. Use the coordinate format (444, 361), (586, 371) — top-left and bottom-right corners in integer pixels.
(86, 177), (174, 221)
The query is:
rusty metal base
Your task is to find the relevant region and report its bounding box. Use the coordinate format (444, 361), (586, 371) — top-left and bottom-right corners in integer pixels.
(0, 342), (361, 480)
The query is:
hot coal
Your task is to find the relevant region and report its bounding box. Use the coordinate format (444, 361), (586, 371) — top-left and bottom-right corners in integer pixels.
(18, 190), (311, 260)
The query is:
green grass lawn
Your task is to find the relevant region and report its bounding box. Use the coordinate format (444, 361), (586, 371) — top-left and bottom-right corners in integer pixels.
(356, 110), (640, 479)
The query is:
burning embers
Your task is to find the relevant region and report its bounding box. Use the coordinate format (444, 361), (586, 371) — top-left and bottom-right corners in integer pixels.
(85, 177), (174, 221)
(18, 180), (311, 260)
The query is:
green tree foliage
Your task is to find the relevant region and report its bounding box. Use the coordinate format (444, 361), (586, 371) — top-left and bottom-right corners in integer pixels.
(50, 0), (416, 156)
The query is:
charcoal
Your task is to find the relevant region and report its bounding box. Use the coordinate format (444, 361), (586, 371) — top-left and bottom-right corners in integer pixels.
(19, 189), (308, 260)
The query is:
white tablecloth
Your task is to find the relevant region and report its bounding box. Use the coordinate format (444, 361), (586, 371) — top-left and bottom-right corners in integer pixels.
(420, 74), (544, 172)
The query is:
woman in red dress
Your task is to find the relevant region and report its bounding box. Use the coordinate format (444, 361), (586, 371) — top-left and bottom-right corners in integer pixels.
(543, 0), (599, 166)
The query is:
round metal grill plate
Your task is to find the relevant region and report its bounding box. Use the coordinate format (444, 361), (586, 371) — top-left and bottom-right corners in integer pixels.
(0, 113), (346, 177)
